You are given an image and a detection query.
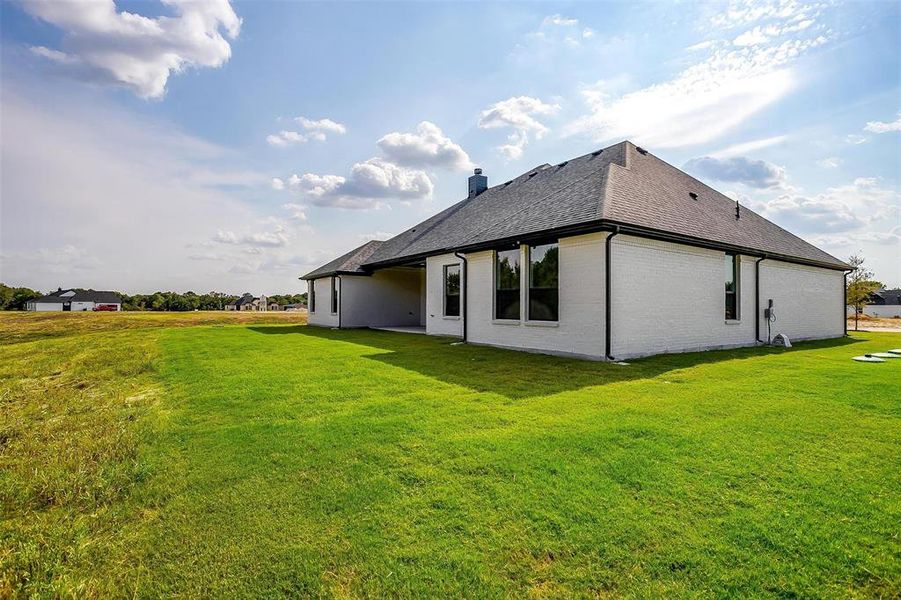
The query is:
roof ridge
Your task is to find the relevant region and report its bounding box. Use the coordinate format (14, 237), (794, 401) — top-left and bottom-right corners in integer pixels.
(460, 156), (618, 245)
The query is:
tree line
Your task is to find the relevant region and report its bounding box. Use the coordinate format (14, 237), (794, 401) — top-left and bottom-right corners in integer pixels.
(0, 284), (306, 311)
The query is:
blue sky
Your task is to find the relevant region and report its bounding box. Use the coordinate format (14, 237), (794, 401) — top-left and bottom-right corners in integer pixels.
(1, 0), (899, 294)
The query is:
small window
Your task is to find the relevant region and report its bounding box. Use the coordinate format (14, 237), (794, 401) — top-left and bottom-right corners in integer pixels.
(724, 253), (739, 320)
(331, 276), (338, 314)
(528, 242), (559, 321)
(310, 280), (316, 313)
(444, 264), (460, 317)
(495, 249), (521, 320)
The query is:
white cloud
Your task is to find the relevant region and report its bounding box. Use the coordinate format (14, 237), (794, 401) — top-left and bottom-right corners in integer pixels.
(542, 14), (579, 27)
(566, 2), (829, 148)
(710, 135), (788, 158)
(279, 158), (433, 209)
(23, 0), (241, 99)
(267, 116), (347, 147)
(684, 156), (788, 189)
(214, 218), (291, 248)
(816, 157), (841, 169)
(377, 121), (472, 170)
(478, 96), (560, 159)
(687, 40), (716, 51)
(281, 203), (308, 221)
(296, 117), (346, 135)
(359, 231), (394, 242)
(759, 178), (900, 235)
(864, 113), (901, 134)
(845, 134), (868, 145)
(271, 177), (285, 190)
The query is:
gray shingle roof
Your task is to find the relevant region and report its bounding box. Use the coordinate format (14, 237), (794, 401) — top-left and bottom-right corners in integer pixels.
(301, 240), (384, 280)
(35, 289), (121, 304)
(303, 141), (848, 277)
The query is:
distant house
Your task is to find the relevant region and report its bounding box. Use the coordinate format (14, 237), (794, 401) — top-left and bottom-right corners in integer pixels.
(26, 288), (121, 312)
(864, 288), (901, 318)
(302, 141), (849, 360)
(225, 293), (268, 311)
(268, 302), (282, 311)
(870, 288), (901, 306)
(284, 302), (308, 312)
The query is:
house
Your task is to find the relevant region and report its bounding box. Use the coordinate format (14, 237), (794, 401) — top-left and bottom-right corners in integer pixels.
(268, 302), (282, 311)
(225, 293), (268, 311)
(302, 141), (850, 360)
(26, 288), (121, 312)
(863, 288), (901, 318)
(283, 302), (308, 312)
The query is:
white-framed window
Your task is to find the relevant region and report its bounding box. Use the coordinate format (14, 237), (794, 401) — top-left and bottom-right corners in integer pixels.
(494, 248), (521, 320)
(309, 280), (316, 313)
(443, 264), (460, 317)
(330, 276), (338, 314)
(527, 242), (559, 322)
(724, 252), (739, 320)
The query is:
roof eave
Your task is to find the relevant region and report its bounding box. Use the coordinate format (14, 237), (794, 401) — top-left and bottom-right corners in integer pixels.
(360, 219), (850, 272)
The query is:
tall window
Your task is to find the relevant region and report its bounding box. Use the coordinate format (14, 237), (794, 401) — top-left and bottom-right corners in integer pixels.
(310, 280), (316, 312)
(444, 264), (460, 317)
(331, 276), (338, 314)
(495, 249), (521, 320)
(528, 242), (559, 321)
(724, 252), (738, 319)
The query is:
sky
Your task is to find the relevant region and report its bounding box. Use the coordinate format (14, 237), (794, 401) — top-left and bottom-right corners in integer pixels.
(1, 0), (899, 295)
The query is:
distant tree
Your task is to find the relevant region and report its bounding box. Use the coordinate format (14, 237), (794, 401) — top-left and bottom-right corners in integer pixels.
(846, 254), (884, 331)
(0, 283), (43, 310)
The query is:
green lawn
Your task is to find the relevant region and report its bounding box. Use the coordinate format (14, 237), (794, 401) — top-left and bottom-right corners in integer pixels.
(2, 313), (899, 597)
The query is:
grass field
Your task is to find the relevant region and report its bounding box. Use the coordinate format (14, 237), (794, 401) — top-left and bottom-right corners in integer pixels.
(2, 312), (899, 597)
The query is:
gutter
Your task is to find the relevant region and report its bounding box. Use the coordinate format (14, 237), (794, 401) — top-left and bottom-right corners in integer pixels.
(454, 251), (468, 342)
(605, 227), (620, 361)
(755, 256), (767, 343)
(361, 220), (850, 274)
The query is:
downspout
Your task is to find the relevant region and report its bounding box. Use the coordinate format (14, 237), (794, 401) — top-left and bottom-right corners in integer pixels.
(605, 227), (620, 361)
(755, 256), (766, 344)
(454, 251), (468, 342)
(843, 270), (851, 336)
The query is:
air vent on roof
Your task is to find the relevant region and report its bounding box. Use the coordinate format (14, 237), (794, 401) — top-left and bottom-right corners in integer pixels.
(636, 146), (648, 155)
(591, 149), (603, 156)
(556, 161), (568, 168)
(528, 172), (537, 178)
(503, 180), (513, 187)
(689, 192), (698, 200)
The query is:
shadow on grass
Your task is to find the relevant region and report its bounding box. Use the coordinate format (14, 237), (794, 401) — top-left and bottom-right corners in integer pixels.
(248, 325), (860, 400)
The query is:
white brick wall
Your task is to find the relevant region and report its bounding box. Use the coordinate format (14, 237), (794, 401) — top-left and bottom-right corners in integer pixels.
(610, 235), (756, 358)
(758, 260), (844, 342)
(307, 277), (339, 327)
(465, 232), (606, 358)
(310, 232), (844, 359)
(610, 235), (844, 359)
(425, 254), (464, 337)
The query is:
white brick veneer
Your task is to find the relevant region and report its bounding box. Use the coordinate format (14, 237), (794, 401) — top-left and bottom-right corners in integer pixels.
(609, 235), (843, 359)
(425, 254), (464, 337)
(463, 232), (606, 359)
(307, 277), (339, 327)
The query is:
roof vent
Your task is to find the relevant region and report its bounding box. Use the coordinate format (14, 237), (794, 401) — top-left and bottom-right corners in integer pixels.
(528, 172), (537, 178)
(556, 161), (568, 169)
(689, 192), (698, 200)
(735, 200), (741, 220)
(636, 146), (648, 155)
(591, 149), (603, 157)
(503, 180), (513, 187)
(468, 168), (488, 198)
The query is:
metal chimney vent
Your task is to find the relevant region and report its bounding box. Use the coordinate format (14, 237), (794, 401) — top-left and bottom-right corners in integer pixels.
(468, 168), (488, 198)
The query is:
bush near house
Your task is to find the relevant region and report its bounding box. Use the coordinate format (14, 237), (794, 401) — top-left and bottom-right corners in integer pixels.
(1, 312), (898, 597)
